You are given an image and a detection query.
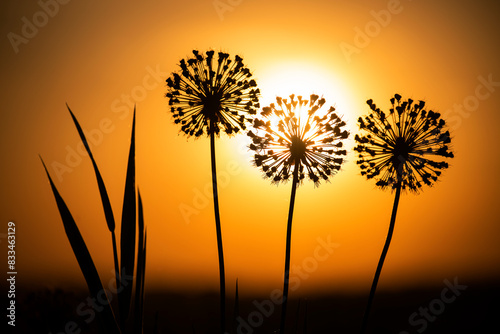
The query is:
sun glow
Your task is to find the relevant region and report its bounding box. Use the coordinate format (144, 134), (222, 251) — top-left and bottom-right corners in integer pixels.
(231, 60), (357, 166)
(256, 61), (355, 124)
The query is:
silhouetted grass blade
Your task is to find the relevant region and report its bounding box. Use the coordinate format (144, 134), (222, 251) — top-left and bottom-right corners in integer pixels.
(232, 278), (239, 334)
(40, 157), (121, 334)
(67, 104), (121, 303)
(133, 190), (147, 334)
(66, 104), (116, 233)
(120, 106), (137, 323)
(139, 230), (147, 333)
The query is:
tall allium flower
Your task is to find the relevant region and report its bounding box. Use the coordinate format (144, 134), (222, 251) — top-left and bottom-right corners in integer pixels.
(165, 50), (260, 333)
(248, 94), (348, 333)
(355, 94), (454, 333)
(166, 50), (259, 136)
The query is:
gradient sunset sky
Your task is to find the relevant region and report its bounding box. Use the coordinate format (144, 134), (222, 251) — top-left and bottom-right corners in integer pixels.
(1, 0), (499, 299)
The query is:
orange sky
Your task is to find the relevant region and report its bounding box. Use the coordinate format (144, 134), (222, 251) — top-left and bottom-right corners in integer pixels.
(1, 0), (500, 298)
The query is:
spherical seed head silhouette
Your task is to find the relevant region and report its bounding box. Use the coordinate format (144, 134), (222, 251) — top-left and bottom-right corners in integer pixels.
(165, 50), (260, 137)
(248, 94), (349, 186)
(354, 94), (454, 192)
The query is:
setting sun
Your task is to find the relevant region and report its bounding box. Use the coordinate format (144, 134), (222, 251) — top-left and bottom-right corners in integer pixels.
(257, 61), (357, 129)
(230, 60), (359, 167)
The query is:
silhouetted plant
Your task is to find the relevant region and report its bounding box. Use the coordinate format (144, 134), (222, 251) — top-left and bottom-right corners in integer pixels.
(232, 279), (240, 334)
(248, 94), (348, 333)
(40, 106), (147, 334)
(165, 49), (260, 333)
(355, 94), (454, 333)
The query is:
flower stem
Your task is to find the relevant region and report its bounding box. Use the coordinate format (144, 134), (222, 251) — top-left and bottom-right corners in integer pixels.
(280, 163), (299, 334)
(111, 232), (121, 322)
(210, 130), (226, 333)
(360, 182), (402, 334)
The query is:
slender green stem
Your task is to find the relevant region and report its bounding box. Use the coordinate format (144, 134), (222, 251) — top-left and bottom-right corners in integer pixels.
(210, 130), (226, 333)
(280, 163), (300, 334)
(360, 182), (402, 334)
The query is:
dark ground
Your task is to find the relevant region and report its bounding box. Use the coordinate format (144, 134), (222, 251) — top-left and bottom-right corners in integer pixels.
(8, 279), (500, 333)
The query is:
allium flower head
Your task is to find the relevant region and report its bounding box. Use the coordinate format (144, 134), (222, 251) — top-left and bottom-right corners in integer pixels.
(248, 94), (349, 186)
(165, 50), (260, 137)
(354, 94), (454, 192)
